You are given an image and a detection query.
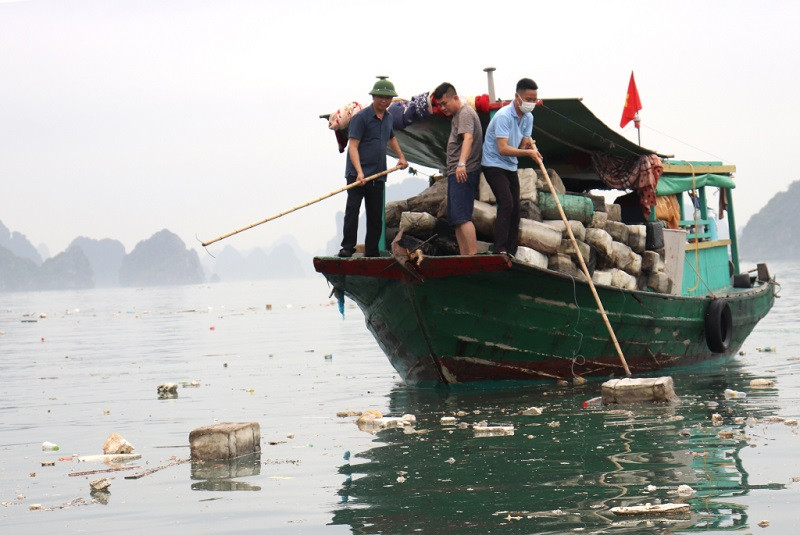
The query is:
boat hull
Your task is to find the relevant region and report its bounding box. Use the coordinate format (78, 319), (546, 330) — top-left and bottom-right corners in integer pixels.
(314, 255), (775, 386)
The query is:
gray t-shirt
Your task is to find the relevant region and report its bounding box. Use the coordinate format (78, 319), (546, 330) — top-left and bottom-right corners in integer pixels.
(446, 104), (483, 175)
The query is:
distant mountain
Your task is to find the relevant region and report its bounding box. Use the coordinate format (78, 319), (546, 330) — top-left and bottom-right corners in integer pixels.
(386, 175), (430, 202)
(119, 229), (205, 287)
(0, 245), (38, 291)
(207, 235), (311, 281)
(740, 180), (800, 260)
(37, 246), (94, 290)
(0, 244), (93, 291)
(0, 220), (42, 265)
(70, 236), (126, 287)
(37, 243), (51, 261)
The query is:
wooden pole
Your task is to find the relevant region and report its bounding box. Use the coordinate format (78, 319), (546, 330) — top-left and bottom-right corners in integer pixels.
(535, 158), (632, 377)
(201, 165), (402, 247)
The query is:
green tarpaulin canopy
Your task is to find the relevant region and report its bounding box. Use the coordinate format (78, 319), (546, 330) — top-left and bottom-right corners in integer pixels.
(391, 98), (671, 191)
(657, 173), (736, 195)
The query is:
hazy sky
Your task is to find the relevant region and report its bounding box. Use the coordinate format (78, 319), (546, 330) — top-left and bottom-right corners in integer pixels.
(2, 0), (797, 259)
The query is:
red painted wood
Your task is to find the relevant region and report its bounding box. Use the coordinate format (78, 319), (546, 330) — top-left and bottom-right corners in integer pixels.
(313, 255), (512, 281)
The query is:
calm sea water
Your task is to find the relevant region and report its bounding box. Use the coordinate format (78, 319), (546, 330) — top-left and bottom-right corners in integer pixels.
(1, 262), (798, 534)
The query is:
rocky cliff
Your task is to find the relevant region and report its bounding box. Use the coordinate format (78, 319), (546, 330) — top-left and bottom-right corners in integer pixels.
(119, 229), (205, 287)
(739, 180), (800, 260)
(70, 236), (126, 287)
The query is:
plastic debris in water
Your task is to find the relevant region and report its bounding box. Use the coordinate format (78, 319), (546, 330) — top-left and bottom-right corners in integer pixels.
(583, 397), (602, 409)
(335, 288), (345, 319)
(749, 378), (775, 387)
(756, 347), (777, 352)
(42, 442), (59, 451)
(473, 425), (514, 437)
(724, 389), (746, 399)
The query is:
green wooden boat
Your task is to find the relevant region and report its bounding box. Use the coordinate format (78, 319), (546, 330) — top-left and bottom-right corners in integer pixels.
(314, 96), (775, 386)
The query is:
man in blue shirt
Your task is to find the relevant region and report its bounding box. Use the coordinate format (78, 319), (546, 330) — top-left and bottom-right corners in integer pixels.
(481, 78), (543, 255)
(339, 77), (408, 258)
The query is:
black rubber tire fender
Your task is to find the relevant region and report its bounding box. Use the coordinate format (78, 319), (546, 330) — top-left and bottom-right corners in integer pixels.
(705, 298), (732, 353)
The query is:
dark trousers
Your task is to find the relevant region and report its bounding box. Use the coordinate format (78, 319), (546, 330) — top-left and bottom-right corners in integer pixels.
(341, 177), (385, 255)
(483, 166), (520, 255)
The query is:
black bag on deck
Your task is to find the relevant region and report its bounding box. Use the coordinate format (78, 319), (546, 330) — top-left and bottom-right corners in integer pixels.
(645, 222), (665, 251)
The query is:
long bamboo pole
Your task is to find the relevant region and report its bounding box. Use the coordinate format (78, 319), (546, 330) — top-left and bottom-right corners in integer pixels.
(535, 158), (632, 377)
(201, 165), (402, 247)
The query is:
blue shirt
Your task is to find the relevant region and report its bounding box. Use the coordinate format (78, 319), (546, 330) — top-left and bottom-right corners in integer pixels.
(345, 105), (395, 181)
(481, 103), (533, 171)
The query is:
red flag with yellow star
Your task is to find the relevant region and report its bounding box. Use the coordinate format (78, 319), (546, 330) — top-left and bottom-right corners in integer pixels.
(620, 71), (642, 129)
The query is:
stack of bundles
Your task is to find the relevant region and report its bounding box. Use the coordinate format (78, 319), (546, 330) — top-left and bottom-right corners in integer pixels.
(385, 168), (671, 294)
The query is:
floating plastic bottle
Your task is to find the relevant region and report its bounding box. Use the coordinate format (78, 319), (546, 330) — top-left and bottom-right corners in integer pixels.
(583, 396), (602, 409)
(42, 441), (59, 451)
(756, 347), (777, 353)
(724, 389), (746, 399)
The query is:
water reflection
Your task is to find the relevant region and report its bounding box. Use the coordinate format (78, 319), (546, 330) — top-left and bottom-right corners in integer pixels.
(332, 361), (784, 533)
(191, 453), (261, 492)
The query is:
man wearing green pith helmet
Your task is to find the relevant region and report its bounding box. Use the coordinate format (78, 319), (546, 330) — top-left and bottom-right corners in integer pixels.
(339, 77), (408, 258)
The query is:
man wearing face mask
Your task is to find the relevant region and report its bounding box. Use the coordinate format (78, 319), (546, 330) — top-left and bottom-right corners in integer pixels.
(481, 78), (542, 255)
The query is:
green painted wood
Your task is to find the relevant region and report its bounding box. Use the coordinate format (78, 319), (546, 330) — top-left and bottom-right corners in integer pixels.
(726, 187), (740, 274)
(682, 243), (731, 296)
(317, 255), (775, 385)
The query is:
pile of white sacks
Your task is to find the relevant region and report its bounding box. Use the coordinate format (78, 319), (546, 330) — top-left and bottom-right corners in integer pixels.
(386, 167), (672, 294)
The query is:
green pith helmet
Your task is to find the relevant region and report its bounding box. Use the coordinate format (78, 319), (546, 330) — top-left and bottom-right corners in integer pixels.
(369, 76), (397, 97)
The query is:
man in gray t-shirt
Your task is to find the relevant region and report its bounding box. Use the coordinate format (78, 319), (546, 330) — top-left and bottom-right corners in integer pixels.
(433, 82), (483, 255)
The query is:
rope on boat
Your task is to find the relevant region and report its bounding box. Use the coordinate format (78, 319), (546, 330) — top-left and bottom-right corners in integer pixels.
(566, 273), (588, 377)
(685, 163), (718, 297)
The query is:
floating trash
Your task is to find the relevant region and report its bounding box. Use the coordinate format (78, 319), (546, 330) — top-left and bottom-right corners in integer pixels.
(749, 378), (775, 388)
(90, 478), (111, 491)
(42, 441), (59, 451)
(610, 503), (690, 516)
(582, 397), (602, 409)
(474, 425), (514, 437)
(157, 383), (178, 399)
(724, 389), (746, 399)
(103, 432), (134, 454)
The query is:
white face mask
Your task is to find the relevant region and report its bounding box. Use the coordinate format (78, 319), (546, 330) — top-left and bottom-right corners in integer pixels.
(517, 96), (536, 114)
